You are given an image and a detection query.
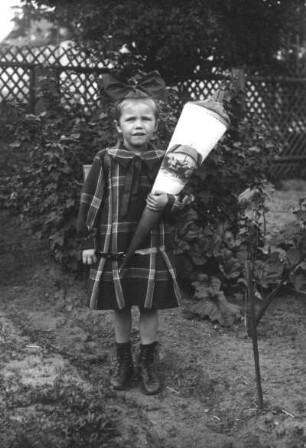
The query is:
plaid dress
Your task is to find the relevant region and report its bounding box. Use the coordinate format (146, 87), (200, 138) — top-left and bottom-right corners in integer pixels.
(77, 142), (185, 311)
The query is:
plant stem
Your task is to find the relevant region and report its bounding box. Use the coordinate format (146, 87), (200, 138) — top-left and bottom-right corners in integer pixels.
(245, 260), (264, 410)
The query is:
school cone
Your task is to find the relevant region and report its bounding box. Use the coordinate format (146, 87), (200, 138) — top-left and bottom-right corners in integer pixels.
(118, 207), (162, 272)
(119, 92), (230, 273)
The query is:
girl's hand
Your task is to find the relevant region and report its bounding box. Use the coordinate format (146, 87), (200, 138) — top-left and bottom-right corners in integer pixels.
(82, 249), (97, 265)
(146, 191), (168, 211)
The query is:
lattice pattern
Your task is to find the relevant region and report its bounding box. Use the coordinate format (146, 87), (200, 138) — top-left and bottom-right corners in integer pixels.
(0, 44), (106, 68)
(60, 71), (100, 110)
(246, 77), (306, 177)
(0, 44), (305, 178)
(177, 78), (225, 100)
(0, 66), (30, 103)
(0, 44), (106, 112)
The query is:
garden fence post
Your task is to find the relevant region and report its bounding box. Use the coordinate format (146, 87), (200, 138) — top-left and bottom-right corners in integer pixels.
(230, 67), (246, 120)
(29, 68), (36, 114)
(33, 66), (60, 115)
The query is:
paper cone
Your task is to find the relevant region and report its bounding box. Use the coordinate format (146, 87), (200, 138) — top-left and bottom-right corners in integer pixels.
(152, 101), (229, 194)
(119, 207), (161, 272)
(83, 164), (91, 181)
(120, 97), (230, 272)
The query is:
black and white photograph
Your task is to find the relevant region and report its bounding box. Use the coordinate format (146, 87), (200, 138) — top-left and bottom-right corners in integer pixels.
(0, 1), (306, 447)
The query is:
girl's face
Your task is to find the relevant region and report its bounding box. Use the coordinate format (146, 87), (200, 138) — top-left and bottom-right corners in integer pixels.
(115, 99), (158, 153)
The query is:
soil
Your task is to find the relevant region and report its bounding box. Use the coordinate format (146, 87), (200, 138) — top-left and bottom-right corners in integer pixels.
(1, 180), (306, 448)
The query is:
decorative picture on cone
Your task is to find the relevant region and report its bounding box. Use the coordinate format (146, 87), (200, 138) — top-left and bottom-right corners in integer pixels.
(163, 144), (201, 179)
(152, 144), (202, 194)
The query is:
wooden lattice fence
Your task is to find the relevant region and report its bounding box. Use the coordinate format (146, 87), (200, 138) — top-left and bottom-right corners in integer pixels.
(176, 71), (306, 179)
(0, 44), (306, 178)
(0, 44), (108, 112)
(246, 75), (306, 178)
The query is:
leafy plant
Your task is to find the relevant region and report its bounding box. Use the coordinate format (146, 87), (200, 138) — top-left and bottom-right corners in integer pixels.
(23, 0), (305, 79)
(4, 76), (117, 270)
(4, 71), (285, 329)
(170, 87), (281, 326)
(4, 76), (181, 270)
(238, 186), (306, 328)
(174, 115), (277, 292)
(184, 274), (241, 327)
(3, 380), (118, 448)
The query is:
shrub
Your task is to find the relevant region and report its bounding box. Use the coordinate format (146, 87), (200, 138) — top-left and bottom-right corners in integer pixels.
(174, 113), (277, 297)
(4, 76), (277, 300)
(3, 80), (181, 270)
(4, 82), (117, 270)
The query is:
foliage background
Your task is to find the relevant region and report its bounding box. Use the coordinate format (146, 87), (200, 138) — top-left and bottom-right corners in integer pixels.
(1, 0), (305, 320)
(2, 78), (277, 296)
(19, 0), (306, 79)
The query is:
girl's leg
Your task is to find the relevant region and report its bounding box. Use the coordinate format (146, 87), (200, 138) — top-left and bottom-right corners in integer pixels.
(139, 308), (158, 344)
(139, 308), (160, 395)
(113, 309), (132, 343)
(110, 309), (133, 390)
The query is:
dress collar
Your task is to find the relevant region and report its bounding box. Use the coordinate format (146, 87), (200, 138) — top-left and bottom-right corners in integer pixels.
(107, 142), (164, 218)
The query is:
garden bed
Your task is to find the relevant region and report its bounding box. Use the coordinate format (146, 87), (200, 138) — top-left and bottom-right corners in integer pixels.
(1, 180), (306, 448)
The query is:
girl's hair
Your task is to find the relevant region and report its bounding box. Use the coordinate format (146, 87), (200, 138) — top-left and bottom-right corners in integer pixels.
(114, 90), (159, 121)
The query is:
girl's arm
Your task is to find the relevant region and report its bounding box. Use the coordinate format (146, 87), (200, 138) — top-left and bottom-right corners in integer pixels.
(146, 191), (194, 212)
(77, 151), (106, 258)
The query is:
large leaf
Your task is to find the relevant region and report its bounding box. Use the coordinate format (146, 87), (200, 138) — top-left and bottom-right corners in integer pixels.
(292, 273), (306, 293)
(254, 253), (285, 288)
(219, 256), (243, 279)
(187, 295), (241, 327)
(286, 248), (301, 266)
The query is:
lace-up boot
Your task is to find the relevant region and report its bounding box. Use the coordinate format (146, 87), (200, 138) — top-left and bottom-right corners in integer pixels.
(110, 341), (134, 390)
(139, 342), (161, 395)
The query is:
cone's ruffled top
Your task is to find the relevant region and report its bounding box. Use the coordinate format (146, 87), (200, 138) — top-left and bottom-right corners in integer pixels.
(193, 97), (230, 128)
(168, 144), (199, 162)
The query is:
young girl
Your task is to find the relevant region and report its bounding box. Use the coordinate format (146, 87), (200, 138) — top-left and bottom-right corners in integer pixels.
(77, 73), (190, 395)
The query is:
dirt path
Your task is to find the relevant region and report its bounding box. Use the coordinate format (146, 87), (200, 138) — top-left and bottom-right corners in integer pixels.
(1, 181), (306, 448)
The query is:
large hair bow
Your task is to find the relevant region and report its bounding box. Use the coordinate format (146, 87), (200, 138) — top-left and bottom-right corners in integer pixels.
(99, 71), (166, 103)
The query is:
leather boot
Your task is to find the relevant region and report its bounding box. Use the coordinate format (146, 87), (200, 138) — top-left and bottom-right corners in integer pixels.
(139, 342), (161, 395)
(110, 341), (134, 390)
